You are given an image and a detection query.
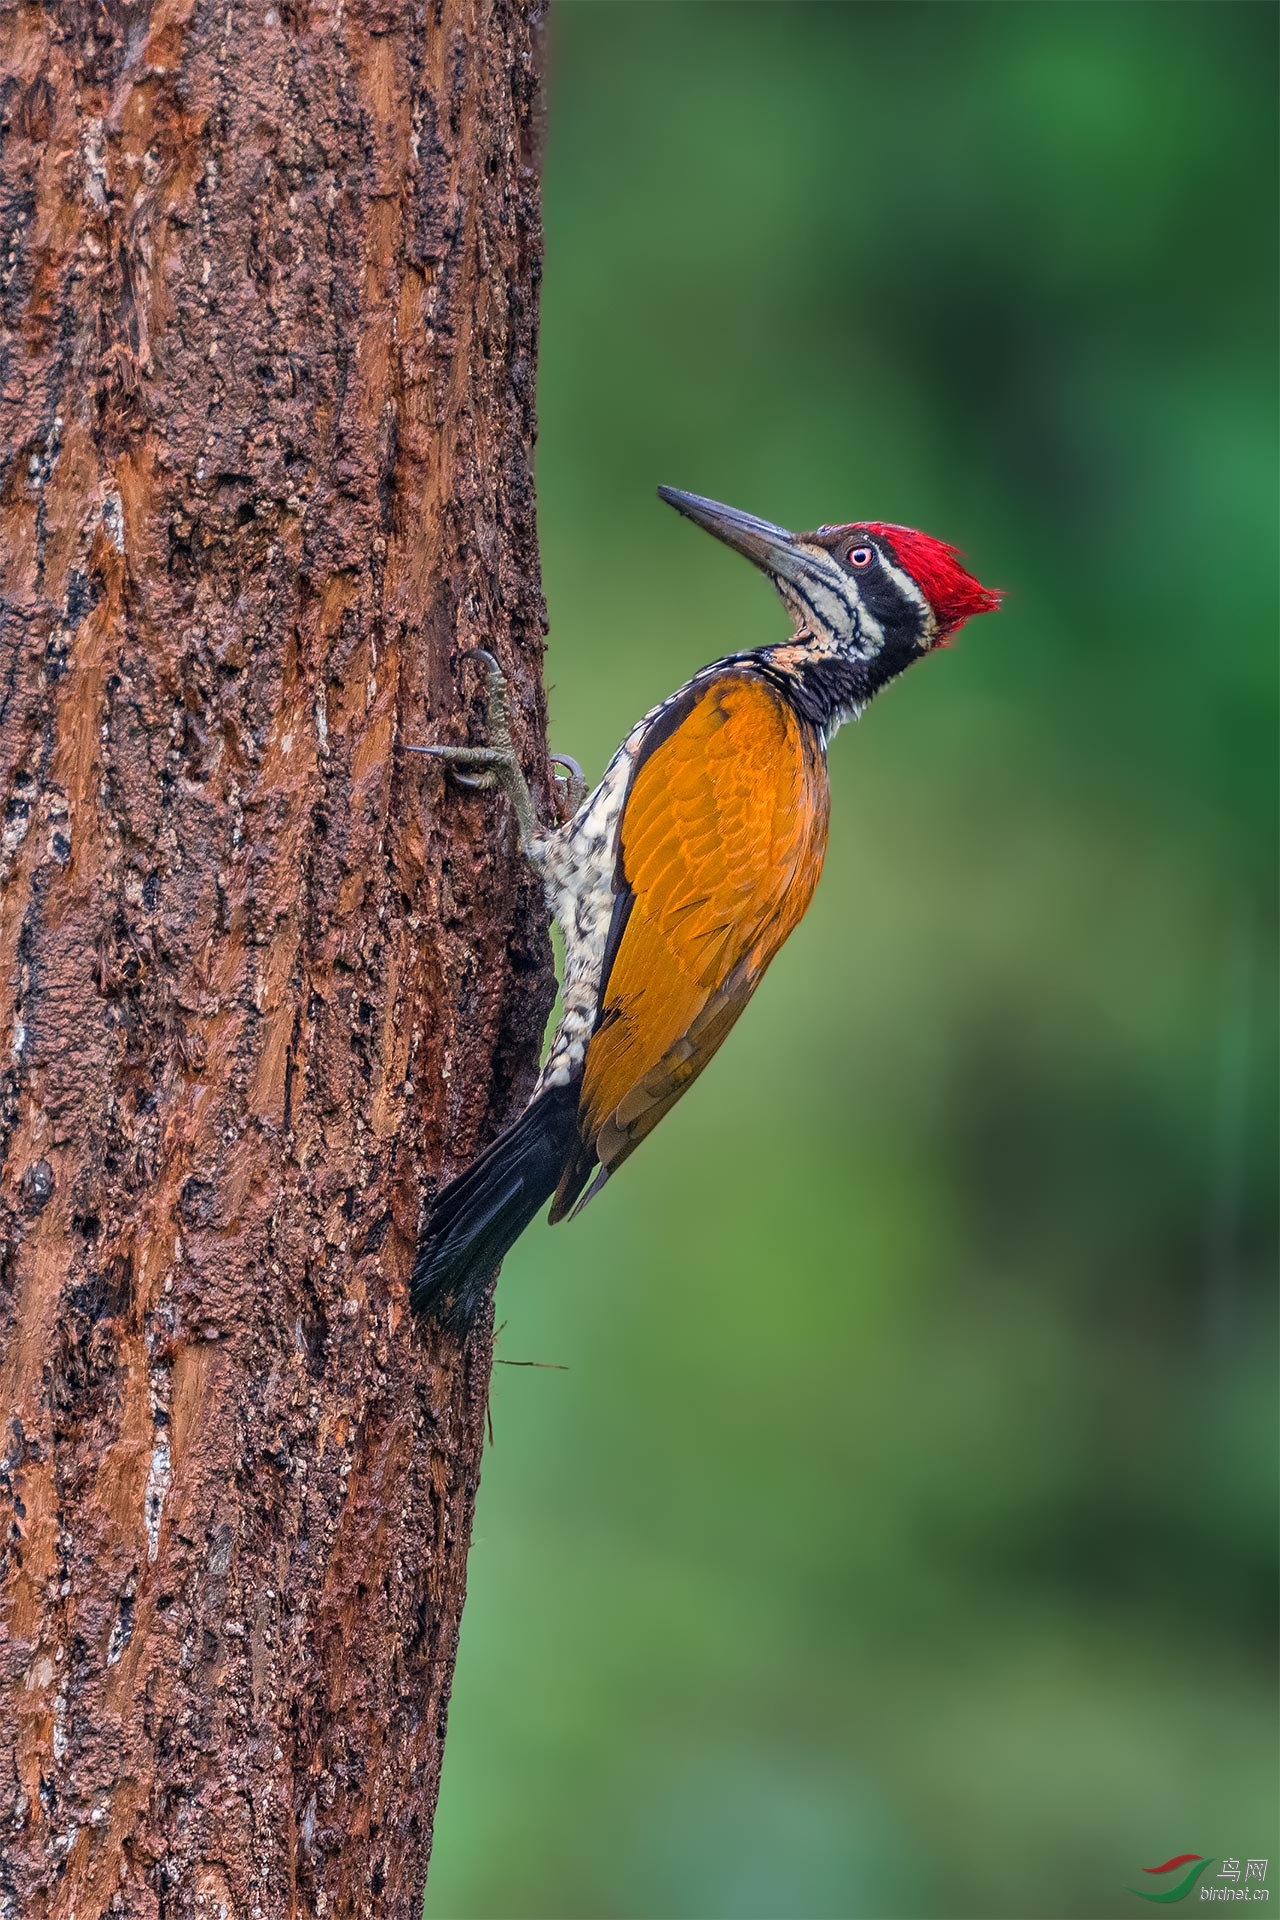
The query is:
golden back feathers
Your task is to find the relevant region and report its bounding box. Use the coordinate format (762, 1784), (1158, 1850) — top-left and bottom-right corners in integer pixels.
(551, 669), (830, 1218)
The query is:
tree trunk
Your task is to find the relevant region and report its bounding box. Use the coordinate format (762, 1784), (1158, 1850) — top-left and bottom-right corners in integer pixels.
(0, 1), (550, 1913)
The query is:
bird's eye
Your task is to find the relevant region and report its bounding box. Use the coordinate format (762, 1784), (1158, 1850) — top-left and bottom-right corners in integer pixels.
(848, 545), (874, 569)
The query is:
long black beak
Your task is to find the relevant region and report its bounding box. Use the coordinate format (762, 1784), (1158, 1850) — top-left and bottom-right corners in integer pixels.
(658, 486), (807, 585)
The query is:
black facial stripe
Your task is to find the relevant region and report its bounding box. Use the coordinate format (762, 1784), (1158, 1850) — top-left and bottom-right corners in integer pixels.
(783, 573), (823, 630)
(788, 559), (869, 650)
(854, 550), (927, 642)
(787, 571), (844, 641)
(869, 622), (928, 688)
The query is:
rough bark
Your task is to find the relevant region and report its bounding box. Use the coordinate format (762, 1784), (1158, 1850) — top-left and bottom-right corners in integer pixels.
(0, 1), (551, 1914)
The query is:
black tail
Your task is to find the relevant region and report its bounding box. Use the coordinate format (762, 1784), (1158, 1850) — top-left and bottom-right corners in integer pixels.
(411, 1085), (579, 1332)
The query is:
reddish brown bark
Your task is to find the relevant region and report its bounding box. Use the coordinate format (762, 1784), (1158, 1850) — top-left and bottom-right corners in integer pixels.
(0, 1), (551, 1913)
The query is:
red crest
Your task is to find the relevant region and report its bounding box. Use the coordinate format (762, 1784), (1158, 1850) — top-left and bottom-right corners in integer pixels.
(861, 523), (1002, 636)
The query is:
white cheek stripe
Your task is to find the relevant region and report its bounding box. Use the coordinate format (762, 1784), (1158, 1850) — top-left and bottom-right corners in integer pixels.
(876, 550), (937, 645)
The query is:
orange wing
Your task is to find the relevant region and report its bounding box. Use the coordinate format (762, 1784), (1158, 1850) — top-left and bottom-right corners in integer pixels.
(552, 669), (830, 1218)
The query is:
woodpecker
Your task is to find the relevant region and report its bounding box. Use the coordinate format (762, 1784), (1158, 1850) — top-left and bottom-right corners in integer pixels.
(410, 488), (1000, 1329)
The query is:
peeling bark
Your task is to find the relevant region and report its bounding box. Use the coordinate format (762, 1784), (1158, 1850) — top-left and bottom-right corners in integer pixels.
(0, 1), (551, 1913)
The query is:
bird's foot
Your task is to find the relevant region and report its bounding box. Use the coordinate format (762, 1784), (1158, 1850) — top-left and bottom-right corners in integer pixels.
(407, 649), (539, 853)
(409, 651), (588, 844)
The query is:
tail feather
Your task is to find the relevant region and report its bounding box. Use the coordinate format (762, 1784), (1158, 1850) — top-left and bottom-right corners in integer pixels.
(411, 1085), (579, 1331)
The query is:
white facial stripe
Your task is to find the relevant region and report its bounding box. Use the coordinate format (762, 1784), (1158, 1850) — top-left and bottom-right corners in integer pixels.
(782, 547), (881, 656)
(845, 575), (884, 653)
(874, 545), (937, 645)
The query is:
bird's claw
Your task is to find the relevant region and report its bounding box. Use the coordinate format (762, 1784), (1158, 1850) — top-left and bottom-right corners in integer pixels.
(550, 754), (586, 820)
(407, 655), (586, 837)
(407, 742), (505, 793)
(405, 653), (539, 850)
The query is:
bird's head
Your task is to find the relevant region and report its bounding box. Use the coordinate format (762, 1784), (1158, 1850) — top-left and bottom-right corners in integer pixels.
(659, 487), (1000, 687)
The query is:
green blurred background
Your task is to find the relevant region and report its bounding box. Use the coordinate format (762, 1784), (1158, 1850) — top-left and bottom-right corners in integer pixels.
(428, 5), (1278, 1915)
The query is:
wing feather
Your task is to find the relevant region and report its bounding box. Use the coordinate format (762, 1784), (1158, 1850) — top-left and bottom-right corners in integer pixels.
(555, 668), (829, 1214)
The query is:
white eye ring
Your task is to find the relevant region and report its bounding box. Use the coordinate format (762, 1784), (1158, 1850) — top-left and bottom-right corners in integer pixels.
(848, 545), (874, 569)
